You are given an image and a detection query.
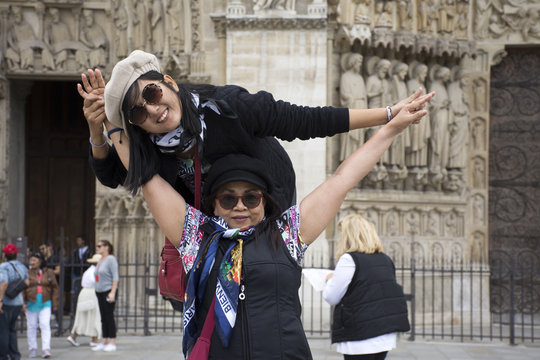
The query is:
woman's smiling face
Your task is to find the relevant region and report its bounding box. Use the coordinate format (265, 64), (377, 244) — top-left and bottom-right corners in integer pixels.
(129, 76), (182, 134)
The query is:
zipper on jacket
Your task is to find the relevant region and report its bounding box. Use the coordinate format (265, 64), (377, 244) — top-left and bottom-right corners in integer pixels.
(240, 268), (251, 359)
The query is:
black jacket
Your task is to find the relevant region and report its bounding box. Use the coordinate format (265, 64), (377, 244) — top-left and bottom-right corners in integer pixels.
(71, 247), (93, 277)
(90, 85), (349, 210)
(331, 252), (410, 343)
(196, 222), (312, 359)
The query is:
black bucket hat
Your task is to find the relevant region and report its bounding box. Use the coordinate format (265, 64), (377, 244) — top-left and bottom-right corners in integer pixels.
(204, 154), (273, 196)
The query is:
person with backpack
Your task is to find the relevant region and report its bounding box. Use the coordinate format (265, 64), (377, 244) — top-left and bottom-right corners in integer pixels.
(0, 244), (29, 360)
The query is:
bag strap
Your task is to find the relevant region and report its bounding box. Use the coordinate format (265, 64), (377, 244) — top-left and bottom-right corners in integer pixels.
(9, 262), (23, 281)
(194, 143), (201, 210)
(200, 295), (216, 339)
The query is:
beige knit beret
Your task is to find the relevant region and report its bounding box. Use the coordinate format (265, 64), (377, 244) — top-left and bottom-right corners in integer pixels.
(105, 50), (161, 129)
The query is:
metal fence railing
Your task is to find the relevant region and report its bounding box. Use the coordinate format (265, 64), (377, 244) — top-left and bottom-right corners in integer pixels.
(7, 239), (539, 345)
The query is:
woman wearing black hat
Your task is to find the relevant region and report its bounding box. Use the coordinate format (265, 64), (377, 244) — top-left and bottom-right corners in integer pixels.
(102, 80), (432, 358)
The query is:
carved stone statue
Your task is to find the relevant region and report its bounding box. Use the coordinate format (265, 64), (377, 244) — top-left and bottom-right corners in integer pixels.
(166, 0), (185, 54)
(6, 6), (35, 70)
(44, 8), (72, 70)
(437, 0), (456, 35)
(132, 0), (148, 50)
(473, 78), (487, 112)
(447, 67), (469, 169)
(472, 157), (485, 188)
(418, 0), (436, 32)
(428, 66), (452, 176)
(472, 118), (486, 151)
(375, 0), (393, 28)
(253, 0), (293, 11)
(472, 194), (485, 225)
(475, 0), (494, 39)
(150, 0), (165, 55)
(454, 0), (468, 38)
(366, 58), (391, 165)
(397, 0), (413, 31)
(339, 53), (367, 161)
(6, 6), (53, 71)
(406, 62), (431, 168)
(354, 0), (371, 24)
(113, 0), (129, 58)
(78, 9), (108, 68)
(388, 62), (410, 169)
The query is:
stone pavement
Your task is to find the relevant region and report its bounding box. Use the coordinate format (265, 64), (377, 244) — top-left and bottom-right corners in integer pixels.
(16, 335), (539, 359)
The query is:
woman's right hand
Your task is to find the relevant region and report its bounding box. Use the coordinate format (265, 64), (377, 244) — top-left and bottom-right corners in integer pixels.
(77, 69), (107, 131)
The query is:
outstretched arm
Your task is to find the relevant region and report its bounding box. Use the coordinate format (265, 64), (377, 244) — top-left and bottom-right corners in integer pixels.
(299, 92), (434, 244)
(103, 118), (186, 246)
(348, 88), (430, 129)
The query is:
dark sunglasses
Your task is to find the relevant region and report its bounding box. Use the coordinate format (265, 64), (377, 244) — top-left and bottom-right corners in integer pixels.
(129, 80), (164, 125)
(216, 192), (263, 210)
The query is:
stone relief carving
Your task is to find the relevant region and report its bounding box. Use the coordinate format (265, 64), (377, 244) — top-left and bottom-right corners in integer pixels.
(471, 117), (486, 151)
(472, 193), (485, 225)
(354, 0), (371, 24)
(428, 65), (452, 189)
(6, 5), (53, 71)
(472, 156), (485, 188)
(254, 0), (294, 12)
(131, 0), (148, 50)
(437, 0), (457, 35)
(388, 242), (404, 265)
(166, 0), (185, 54)
(473, 77), (487, 112)
(406, 62), (431, 170)
(386, 210), (400, 236)
(78, 9), (108, 69)
(150, 0), (165, 56)
(339, 53), (367, 161)
(412, 241), (425, 267)
(432, 242), (444, 266)
(425, 210), (440, 236)
(388, 62), (410, 172)
(396, 0), (413, 31)
(43, 7), (73, 71)
(454, 0), (468, 39)
(470, 231), (485, 263)
(451, 243), (463, 265)
(418, 0), (436, 33)
(113, 0), (129, 59)
(474, 0), (540, 41)
(447, 67), (469, 170)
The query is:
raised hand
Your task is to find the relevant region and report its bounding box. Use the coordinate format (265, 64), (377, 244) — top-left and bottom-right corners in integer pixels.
(77, 69), (107, 129)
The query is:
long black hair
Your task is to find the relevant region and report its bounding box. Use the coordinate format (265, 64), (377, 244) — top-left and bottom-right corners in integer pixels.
(121, 71), (216, 195)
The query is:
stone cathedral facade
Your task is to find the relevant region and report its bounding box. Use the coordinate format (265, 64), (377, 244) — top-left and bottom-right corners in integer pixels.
(0, 1), (538, 325)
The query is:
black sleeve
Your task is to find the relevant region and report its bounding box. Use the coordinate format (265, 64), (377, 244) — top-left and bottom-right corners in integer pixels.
(88, 146), (127, 189)
(217, 85), (350, 141)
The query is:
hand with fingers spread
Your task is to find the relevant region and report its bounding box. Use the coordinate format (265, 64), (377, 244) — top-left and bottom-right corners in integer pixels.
(77, 69), (109, 158)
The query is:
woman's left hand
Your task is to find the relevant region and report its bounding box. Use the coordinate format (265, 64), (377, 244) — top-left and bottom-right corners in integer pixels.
(389, 91), (435, 133)
(391, 88), (426, 118)
(107, 291), (116, 303)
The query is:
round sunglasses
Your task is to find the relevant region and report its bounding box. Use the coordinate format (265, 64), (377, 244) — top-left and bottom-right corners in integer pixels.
(216, 192), (264, 210)
(129, 80), (164, 125)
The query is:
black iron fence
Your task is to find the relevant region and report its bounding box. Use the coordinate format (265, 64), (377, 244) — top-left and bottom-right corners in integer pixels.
(8, 240), (539, 345)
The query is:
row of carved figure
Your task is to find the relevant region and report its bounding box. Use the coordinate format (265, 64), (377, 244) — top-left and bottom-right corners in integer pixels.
(4, 5), (107, 71)
(2, 0), (188, 72)
(337, 53), (487, 192)
(338, 0), (540, 41)
(339, 0), (468, 38)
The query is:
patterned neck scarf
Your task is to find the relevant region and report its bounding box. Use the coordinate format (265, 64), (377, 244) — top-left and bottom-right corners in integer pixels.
(182, 218), (257, 356)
